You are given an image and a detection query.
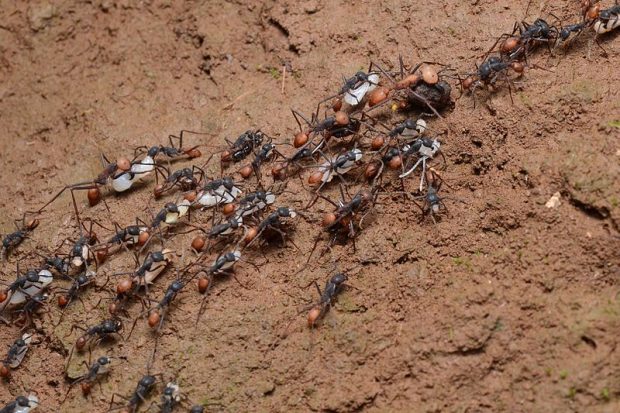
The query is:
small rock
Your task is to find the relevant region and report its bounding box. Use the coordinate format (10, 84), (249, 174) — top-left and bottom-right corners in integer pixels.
(545, 192), (561, 209)
(257, 380), (275, 395)
(29, 3), (55, 31)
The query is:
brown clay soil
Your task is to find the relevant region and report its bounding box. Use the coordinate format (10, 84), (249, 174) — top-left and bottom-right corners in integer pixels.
(1, 0), (619, 412)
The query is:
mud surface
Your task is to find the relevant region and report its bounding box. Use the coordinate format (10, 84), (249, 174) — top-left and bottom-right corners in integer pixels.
(0, 1), (619, 412)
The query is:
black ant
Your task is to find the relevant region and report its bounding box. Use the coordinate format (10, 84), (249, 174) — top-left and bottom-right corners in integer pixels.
(290, 108), (362, 150)
(488, 18), (560, 62)
(1, 215), (39, 261)
(153, 166), (205, 198)
(65, 355), (113, 398)
(109, 373), (158, 413)
(307, 187), (376, 262)
(65, 318), (123, 375)
(114, 249), (175, 302)
(56, 270), (98, 309)
(243, 206), (299, 249)
(0, 267), (53, 311)
(134, 130), (204, 162)
(128, 276), (185, 338)
(305, 148), (364, 207)
(0, 332), (33, 378)
(11, 291), (49, 331)
(320, 64), (381, 107)
(233, 189), (277, 219)
(461, 54), (524, 106)
(221, 130), (266, 163)
(69, 318), (123, 354)
(306, 273), (348, 327)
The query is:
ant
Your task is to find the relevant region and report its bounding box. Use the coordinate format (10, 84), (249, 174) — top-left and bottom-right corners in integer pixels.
(134, 130), (203, 162)
(114, 249), (175, 301)
(308, 149), (363, 188)
(0, 333), (33, 378)
(37, 152), (159, 229)
(93, 221), (150, 263)
(487, 18), (560, 62)
(321, 65), (381, 106)
(411, 168), (452, 223)
(270, 140), (326, 181)
(149, 201), (191, 231)
(593, 3), (620, 35)
(128, 276), (185, 338)
(308, 188), (376, 262)
(221, 130), (267, 163)
(65, 318), (123, 374)
(109, 373), (158, 413)
(0, 267), (53, 310)
(153, 166), (205, 198)
(398, 136), (444, 191)
(0, 395), (39, 413)
(70, 318), (123, 354)
(194, 249), (244, 320)
(290, 108), (362, 150)
(11, 291), (49, 331)
(194, 176), (242, 208)
(1, 215), (39, 261)
(461, 54), (524, 106)
(307, 273), (348, 327)
(56, 269), (98, 309)
(65, 355), (113, 398)
(244, 206), (299, 249)
(246, 140), (285, 182)
(233, 189), (277, 219)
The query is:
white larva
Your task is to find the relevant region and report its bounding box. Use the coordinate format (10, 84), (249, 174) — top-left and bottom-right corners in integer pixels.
(594, 11), (620, 34)
(344, 73), (380, 105)
(111, 172), (135, 192)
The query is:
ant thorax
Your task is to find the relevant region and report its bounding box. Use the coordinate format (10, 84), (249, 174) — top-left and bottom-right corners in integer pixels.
(344, 72), (380, 105)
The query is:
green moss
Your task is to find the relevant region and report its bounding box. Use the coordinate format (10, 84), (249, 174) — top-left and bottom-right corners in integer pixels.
(600, 387), (610, 401)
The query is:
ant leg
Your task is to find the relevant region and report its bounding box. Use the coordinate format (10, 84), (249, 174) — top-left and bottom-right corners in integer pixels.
(408, 91), (445, 120)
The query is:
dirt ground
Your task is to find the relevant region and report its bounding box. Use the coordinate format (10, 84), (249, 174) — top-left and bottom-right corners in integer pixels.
(0, 0), (619, 412)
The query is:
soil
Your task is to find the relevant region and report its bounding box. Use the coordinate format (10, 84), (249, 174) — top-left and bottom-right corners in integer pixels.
(1, 1), (619, 412)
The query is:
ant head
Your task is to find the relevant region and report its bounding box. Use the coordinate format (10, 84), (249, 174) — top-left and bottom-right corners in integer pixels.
(171, 280), (184, 291)
(140, 374), (157, 387)
(164, 202), (179, 213)
(105, 318), (123, 331)
(15, 396), (30, 407)
(26, 270), (39, 282)
(98, 356), (112, 366)
(147, 146), (160, 158)
(332, 272), (348, 284)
